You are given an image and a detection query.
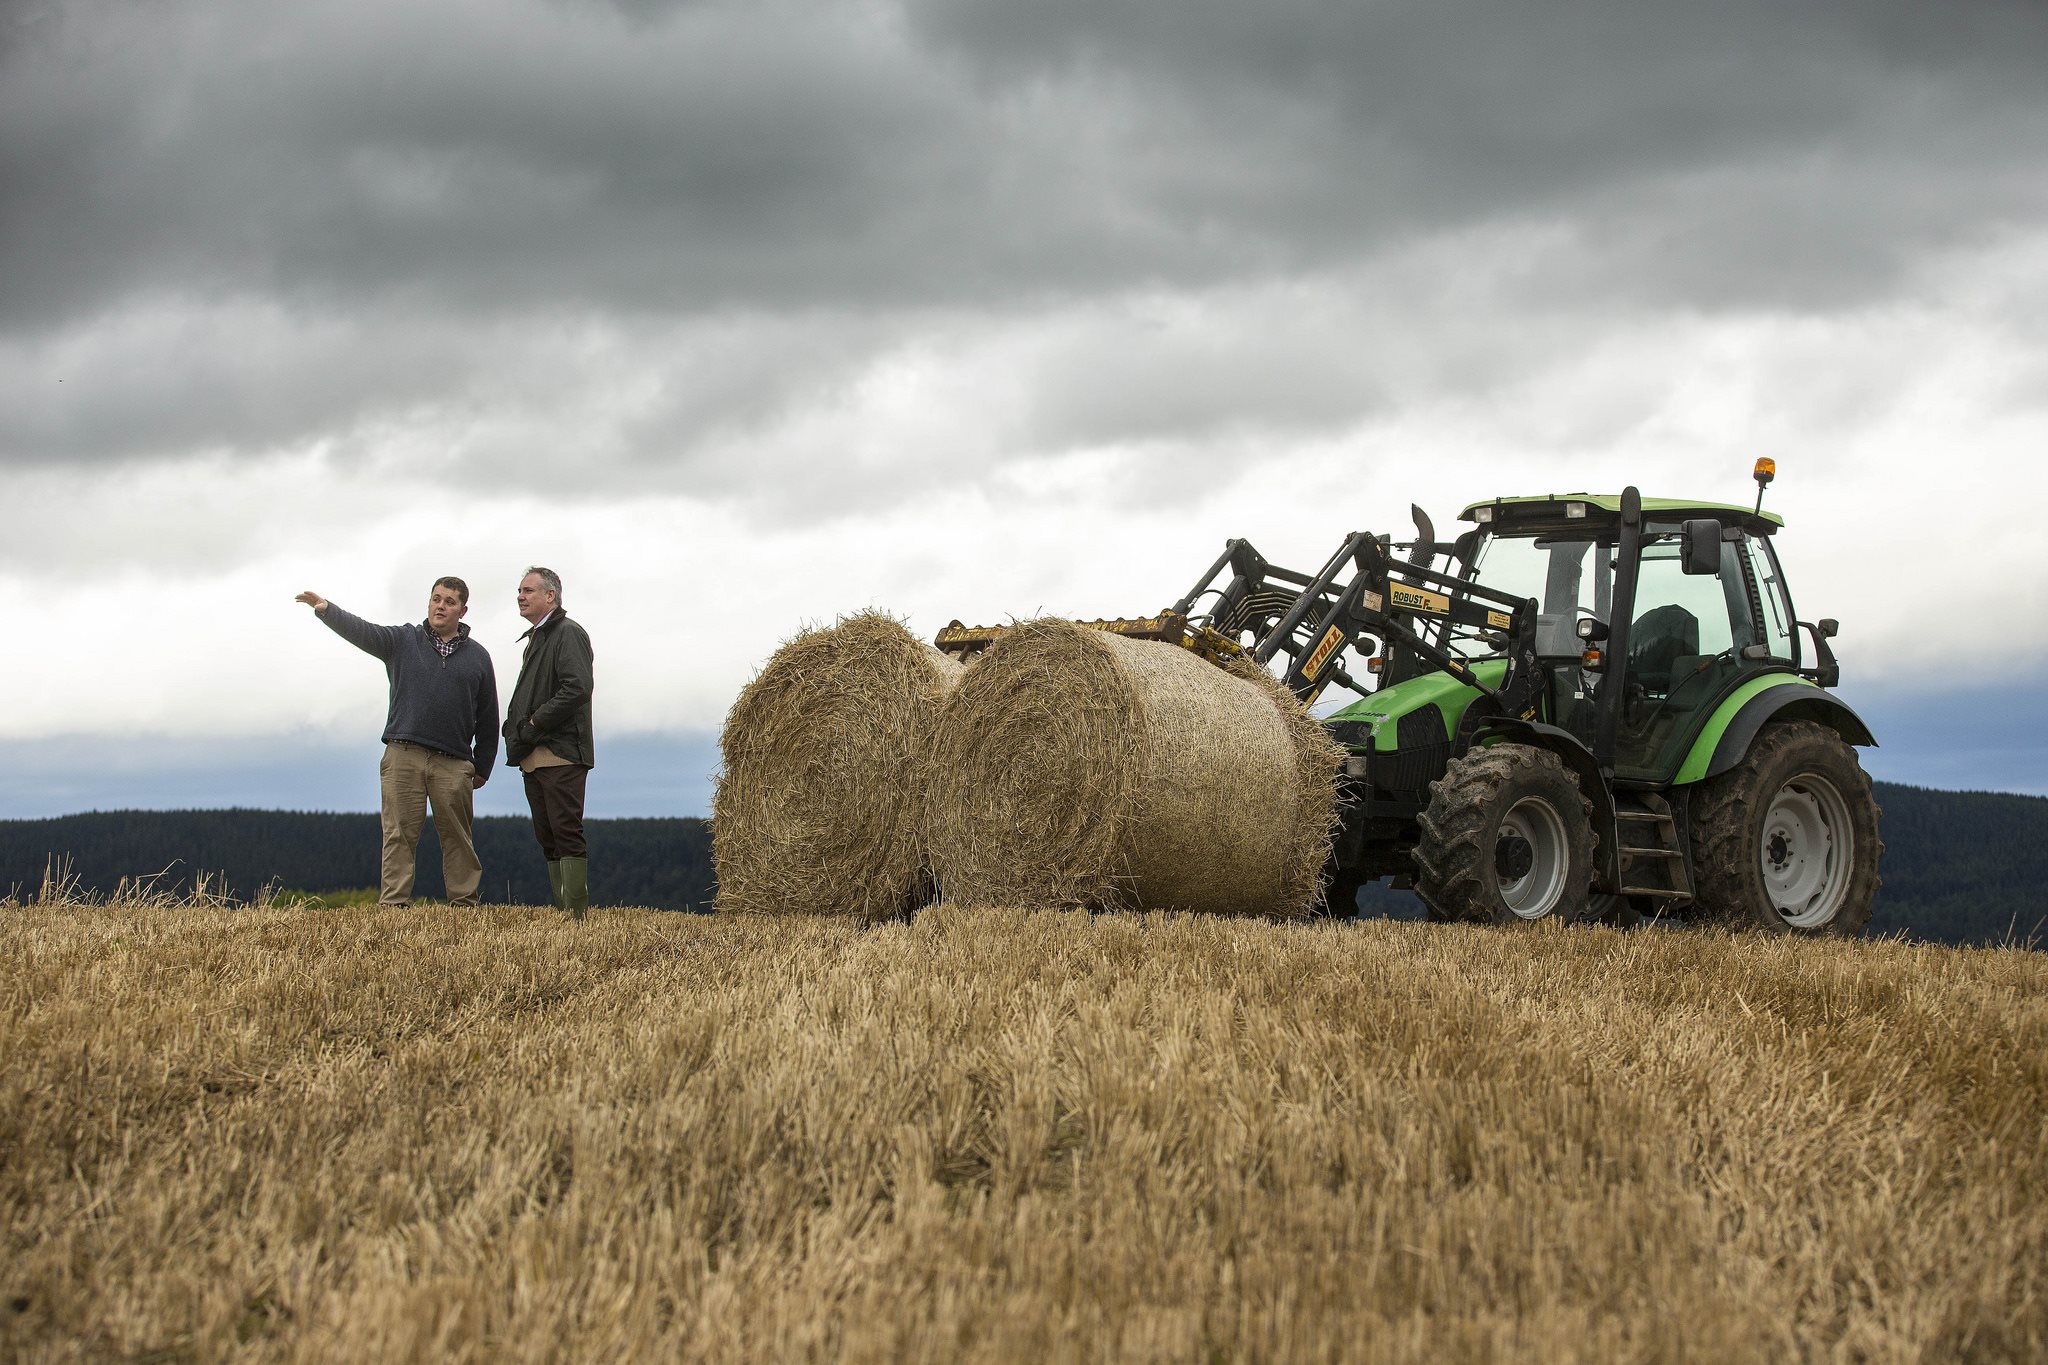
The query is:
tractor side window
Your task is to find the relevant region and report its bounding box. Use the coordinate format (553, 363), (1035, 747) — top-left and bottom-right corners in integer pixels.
(1630, 539), (1737, 697)
(1744, 537), (1798, 664)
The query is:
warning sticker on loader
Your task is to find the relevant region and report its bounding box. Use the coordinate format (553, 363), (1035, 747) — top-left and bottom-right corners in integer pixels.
(1302, 624), (1345, 681)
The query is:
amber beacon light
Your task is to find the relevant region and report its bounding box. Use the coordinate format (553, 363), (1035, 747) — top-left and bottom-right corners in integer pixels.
(1753, 456), (1776, 513)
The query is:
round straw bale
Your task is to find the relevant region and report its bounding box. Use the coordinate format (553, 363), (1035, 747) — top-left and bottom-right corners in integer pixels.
(924, 618), (1344, 918)
(714, 613), (965, 920)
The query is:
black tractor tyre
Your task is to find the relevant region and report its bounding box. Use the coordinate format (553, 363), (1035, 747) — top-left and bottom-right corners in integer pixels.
(1689, 720), (1882, 936)
(1413, 744), (1598, 925)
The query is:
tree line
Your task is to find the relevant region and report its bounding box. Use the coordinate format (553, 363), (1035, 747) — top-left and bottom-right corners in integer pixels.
(1, 781), (2040, 945)
(0, 810), (715, 913)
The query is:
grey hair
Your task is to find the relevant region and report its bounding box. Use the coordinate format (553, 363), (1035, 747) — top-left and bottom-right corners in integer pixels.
(525, 565), (563, 605)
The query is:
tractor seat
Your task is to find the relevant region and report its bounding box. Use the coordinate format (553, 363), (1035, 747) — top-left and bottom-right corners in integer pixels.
(1630, 604), (1699, 698)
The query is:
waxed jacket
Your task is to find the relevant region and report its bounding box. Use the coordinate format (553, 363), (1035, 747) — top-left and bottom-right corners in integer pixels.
(504, 611), (594, 768)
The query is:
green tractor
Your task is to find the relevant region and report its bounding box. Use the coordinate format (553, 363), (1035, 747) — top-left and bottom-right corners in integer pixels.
(1161, 460), (1882, 934)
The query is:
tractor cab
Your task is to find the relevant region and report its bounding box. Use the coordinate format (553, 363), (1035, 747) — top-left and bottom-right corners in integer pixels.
(1448, 491), (1810, 784)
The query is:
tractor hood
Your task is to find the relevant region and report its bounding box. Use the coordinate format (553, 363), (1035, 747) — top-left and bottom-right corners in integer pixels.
(1324, 660), (1511, 753)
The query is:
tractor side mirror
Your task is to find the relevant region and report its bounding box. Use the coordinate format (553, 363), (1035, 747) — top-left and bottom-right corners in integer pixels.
(1799, 620), (1842, 687)
(1681, 519), (1724, 575)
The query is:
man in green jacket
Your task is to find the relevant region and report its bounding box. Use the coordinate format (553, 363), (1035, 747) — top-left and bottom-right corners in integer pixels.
(504, 567), (595, 918)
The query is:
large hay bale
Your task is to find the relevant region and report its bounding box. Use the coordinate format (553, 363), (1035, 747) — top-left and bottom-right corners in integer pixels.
(925, 618), (1344, 917)
(714, 613), (965, 920)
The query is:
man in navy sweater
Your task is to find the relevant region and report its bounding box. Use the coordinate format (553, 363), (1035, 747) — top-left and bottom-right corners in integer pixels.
(296, 578), (500, 907)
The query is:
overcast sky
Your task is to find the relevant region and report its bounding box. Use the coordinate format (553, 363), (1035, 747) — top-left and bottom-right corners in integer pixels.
(4, 0), (2045, 820)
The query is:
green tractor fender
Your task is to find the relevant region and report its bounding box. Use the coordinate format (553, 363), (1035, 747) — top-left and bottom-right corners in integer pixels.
(1465, 715), (1622, 891)
(1672, 675), (1878, 786)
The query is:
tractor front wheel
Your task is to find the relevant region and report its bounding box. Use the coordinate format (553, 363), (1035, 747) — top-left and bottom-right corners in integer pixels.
(1689, 721), (1882, 935)
(1415, 745), (1596, 924)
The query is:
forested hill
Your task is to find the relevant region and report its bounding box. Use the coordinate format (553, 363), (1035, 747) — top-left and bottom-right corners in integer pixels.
(0, 811), (716, 914)
(0, 781), (2042, 946)
(1861, 783), (2048, 946)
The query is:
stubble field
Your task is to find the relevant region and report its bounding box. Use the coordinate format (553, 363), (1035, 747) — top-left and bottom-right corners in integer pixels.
(2, 897), (2044, 1363)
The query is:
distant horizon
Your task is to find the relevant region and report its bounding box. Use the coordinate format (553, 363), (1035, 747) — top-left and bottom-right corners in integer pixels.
(3, 770), (2044, 828)
(5, 678), (2043, 822)
(0, 730), (723, 823)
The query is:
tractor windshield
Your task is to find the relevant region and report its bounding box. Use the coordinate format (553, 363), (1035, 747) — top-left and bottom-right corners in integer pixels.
(1460, 532), (1612, 659)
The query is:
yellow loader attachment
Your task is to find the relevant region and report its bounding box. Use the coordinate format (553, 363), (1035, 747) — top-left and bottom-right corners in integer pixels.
(935, 613), (1249, 669)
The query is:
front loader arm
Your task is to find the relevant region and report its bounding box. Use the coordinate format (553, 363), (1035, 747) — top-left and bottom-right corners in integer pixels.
(1272, 535), (1546, 722)
(935, 525), (1545, 728)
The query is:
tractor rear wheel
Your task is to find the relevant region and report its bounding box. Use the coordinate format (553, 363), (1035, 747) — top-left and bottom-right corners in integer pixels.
(1415, 745), (1596, 924)
(1689, 721), (1882, 935)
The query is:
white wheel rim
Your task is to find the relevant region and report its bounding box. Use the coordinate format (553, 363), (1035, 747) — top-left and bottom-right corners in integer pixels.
(1498, 796), (1570, 919)
(1761, 774), (1853, 928)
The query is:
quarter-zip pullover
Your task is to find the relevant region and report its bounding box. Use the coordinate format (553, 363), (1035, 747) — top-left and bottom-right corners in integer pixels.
(319, 602), (500, 780)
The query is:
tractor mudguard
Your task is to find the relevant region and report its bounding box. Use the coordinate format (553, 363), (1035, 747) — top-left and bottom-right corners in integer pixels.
(1672, 676), (1877, 785)
(1465, 716), (1621, 890)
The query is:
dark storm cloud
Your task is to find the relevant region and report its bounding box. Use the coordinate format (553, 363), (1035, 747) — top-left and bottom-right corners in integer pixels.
(0, 0), (993, 324)
(0, 297), (886, 471)
(1, 0), (2043, 475)
(12, 0), (2043, 323)
(913, 0), (2048, 296)
(0, 303), (478, 466)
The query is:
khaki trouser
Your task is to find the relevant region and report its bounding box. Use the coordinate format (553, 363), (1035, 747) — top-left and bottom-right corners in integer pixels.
(378, 741), (482, 907)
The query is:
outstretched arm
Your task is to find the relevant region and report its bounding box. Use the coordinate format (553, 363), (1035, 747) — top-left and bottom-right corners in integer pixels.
(298, 593), (402, 660)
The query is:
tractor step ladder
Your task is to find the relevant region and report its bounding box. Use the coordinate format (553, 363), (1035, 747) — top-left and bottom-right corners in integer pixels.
(1612, 792), (1695, 906)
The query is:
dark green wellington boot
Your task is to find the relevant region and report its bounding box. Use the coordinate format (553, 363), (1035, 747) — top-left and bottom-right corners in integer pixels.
(560, 857), (589, 921)
(546, 860), (564, 911)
